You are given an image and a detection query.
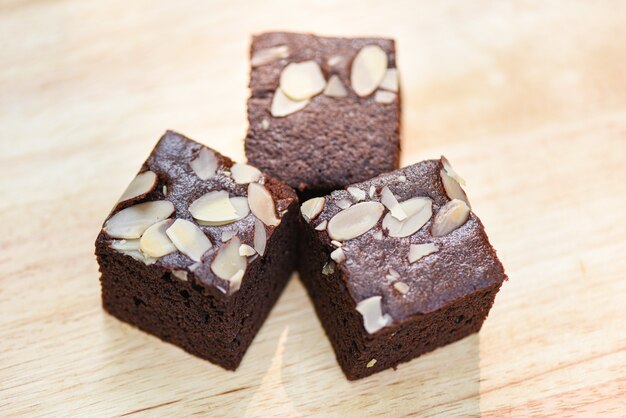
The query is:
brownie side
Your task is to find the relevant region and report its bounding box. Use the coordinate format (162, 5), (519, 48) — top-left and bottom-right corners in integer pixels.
(245, 32), (401, 197)
(297, 158), (507, 379)
(299, 222), (501, 378)
(95, 131), (300, 370)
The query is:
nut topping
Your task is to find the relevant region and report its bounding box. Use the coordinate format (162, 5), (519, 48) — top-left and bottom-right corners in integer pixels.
(279, 60), (326, 101)
(301, 197), (325, 222)
(379, 68), (398, 92)
(441, 169), (470, 206)
(189, 191), (242, 225)
(211, 236), (247, 294)
(139, 219), (176, 258)
(374, 90), (396, 104)
(431, 199), (470, 237)
(110, 239), (140, 251)
(367, 359), (377, 368)
(441, 156), (466, 186)
(408, 243), (439, 263)
(347, 187), (366, 202)
(231, 163), (262, 184)
(335, 198), (352, 210)
(393, 282), (409, 295)
(380, 186), (407, 221)
(118, 171), (157, 203)
(253, 218), (267, 256)
(165, 219), (213, 262)
(271, 88), (309, 117)
(327, 201), (384, 241)
(221, 229), (235, 242)
(351, 45), (388, 97)
(239, 244), (256, 257)
(248, 183), (280, 226)
(330, 247), (346, 263)
(315, 220), (328, 231)
(190, 148), (218, 180)
(251, 45), (289, 67)
(104, 200), (175, 239)
(382, 197), (433, 238)
(356, 296), (392, 334)
(322, 261), (335, 275)
(323, 75), (347, 98)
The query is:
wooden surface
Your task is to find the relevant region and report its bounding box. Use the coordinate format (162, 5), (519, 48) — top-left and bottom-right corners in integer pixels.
(1, 1), (625, 416)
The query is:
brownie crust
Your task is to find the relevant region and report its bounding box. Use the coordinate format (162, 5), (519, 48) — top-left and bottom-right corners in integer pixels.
(245, 32), (401, 197)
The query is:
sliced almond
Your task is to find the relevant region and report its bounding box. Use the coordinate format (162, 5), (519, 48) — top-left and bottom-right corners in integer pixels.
(315, 220), (328, 231)
(140, 219), (176, 258)
(331, 240), (343, 248)
(374, 90), (396, 104)
(301, 197), (325, 222)
(351, 45), (388, 97)
(327, 201), (384, 241)
(431, 199), (470, 237)
(251, 45), (289, 67)
(347, 187), (366, 202)
(253, 218), (267, 256)
(279, 60), (326, 101)
(271, 88), (309, 117)
(172, 270), (188, 281)
(367, 359), (377, 368)
(239, 244), (256, 257)
(189, 191), (238, 224)
(330, 247), (346, 264)
(373, 230), (384, 240)
(166, 219), (213, 262)
(228, 269), (245, 294)
(211, 236), (247, 293)
(336, 198), (352, 210)
(393, 282), (409, 295)
(441, 169), (470, 206)
(323, 75), (347, 98)
(356, 296), (392, 334)
(248, 183), (280, 226)
(118, 171), (157, 203)
(369, 186), (376, 199)
(110, 239), (140, 251)
(104, 200), (175, 239)
(380, 186), (407, 221)
(322, 261), (335, 275)
(382, 197), (433, 238)
(379, 68), (399, 92)
(231, 163), (262, 184)
(408, 243), (439, 263)
(327, 55), (343, 66)
(221, 229), (235, 242)
(441, 156), (466, 186)
(190, 148), (218, 180)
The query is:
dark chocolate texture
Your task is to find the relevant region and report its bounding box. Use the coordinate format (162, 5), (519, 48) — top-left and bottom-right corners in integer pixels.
(245, 32), (401, 197)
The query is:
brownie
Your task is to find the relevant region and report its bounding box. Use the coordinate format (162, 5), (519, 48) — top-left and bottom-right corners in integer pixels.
(298, 157), (507, 379)
(245, 31), (401, 198)
(95, 131), (299, 370)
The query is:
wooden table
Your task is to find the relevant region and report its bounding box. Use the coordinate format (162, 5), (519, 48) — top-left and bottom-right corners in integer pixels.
(2, 1), (625, 416)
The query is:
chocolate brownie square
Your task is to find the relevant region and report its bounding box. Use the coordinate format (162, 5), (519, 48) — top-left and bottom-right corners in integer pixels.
(298, 157), (507, 379)
(245, 32), (401, 197)
(95, 131), (299, 370)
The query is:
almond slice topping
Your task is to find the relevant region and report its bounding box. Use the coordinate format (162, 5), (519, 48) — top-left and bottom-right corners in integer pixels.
(279, 60), (326, 101)
(374, 90), (396, 104)
(351, 45), (388, 97)
(356, 296), (392, 334)
(104, 200), (175, 239)
(347, 187), (366, 202)
(165, 219), (212, 262)
(189, 191), (239, 225)
(431, 199), (470, 237)
(408, 243), (439, 263)
(248, 183), (280, 226)
(379, 68), (399, 92)
(301, 197), (325, 222)
(118, 171), (157, 203)
(253, 218), (267, 256)
(251, 45), (289, 67)
(380, 186), (407, 221)
(211, 236), (247, 294)
(327, 201), (384, 241)
(382, 197), (433, 238)
(271, 88), (309, 117)
(323, 75), (348, 98)
(190, 148), (218, 180)
(140, 219), (176, 258)
(231, 163), (262, 184)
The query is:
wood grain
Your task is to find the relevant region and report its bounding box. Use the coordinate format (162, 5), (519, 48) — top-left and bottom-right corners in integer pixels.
(1, 0), (625, 416)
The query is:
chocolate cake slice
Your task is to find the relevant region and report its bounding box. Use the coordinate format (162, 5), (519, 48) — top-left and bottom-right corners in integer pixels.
(245, 31), (401, 197)
(298, 157), (507, 379)
(95, 131), (299, 370)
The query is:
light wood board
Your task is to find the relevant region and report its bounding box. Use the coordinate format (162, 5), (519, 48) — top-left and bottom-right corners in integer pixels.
(1, 1), (625, 416)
